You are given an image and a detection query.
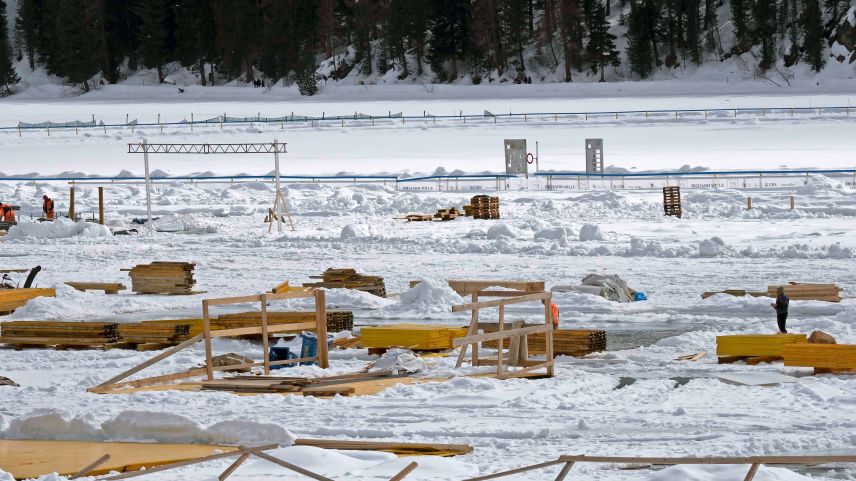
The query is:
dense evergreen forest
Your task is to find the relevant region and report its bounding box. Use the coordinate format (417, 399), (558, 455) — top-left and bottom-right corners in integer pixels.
(0, 0), (854, 96)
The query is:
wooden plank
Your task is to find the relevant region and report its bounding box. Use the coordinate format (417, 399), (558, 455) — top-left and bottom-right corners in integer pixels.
(96, 334), (203, 387)
(102, 444), (276, 481)
(218, 453), (250, 481)
(557, 455), (856, 464)
(497, 361), (554, 380)
(316, 289), (329, 369)
(208, 322), (317, 338)
(388, 462), (418, 481)
(453, 325), (550, 347)
(204, 294), (263, 306)
(260, 294), (270, 375)
(452, 292), (550, 312)
(70, 454), (111, 479)
(250, 450), (336, 481)
(293, 439), (473, 456)
(744, 463), (761, 481)
(267, 290), (316, 301)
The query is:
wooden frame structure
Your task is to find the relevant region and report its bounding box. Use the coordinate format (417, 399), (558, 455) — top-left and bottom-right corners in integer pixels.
(89, 289), (328, 393)
(452, 290), (554, 379)
(461, 454), (856, 481)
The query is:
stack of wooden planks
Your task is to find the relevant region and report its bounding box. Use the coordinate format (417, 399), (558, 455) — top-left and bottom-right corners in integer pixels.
(138, 319), (206, 337)
(361, 324), (468, 351)
(482, 327), (607, 357)
(783, 344), (856, 373)
(293, 439), (473, 457)
(303, 268), (386, 298)
(434, 208), (461, 221)
(465, 195), (500, 219)
(0, 288), (56, 314)
(716, 333), (807, 363)
(408, 279), (545, 296)
(117, 322), (191, 348)
(0, 321), (119, 348)
(217, 310), (353, 332)
(127, 262), (196, 295)
(198, 370), (406, 396)
(701, 289), (768, 299)
(768, 283), (842, 302)
(662, 186), (682, 218)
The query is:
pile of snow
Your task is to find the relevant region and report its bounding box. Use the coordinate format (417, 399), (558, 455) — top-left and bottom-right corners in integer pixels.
(395, 278), (465, 314)
(0, 469), (14, 481)
(486, 223), (519, 239)
(148, 213), (219, 234)
(2, 409), (294, 446)
(645, 464), (810, 481)
(796, 174), (852, 195)
(698, 236), (729, 257)
(4, 218), (112, 240)
(534, 226), (576, 241)
(340, 223), (378, 240)
(579, 224), (605, 241)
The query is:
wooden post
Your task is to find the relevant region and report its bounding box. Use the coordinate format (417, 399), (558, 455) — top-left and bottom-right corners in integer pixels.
(69, 187), (75, 221)
(544, 293), (554, 375)
(203, 300), (214, 380)
(747, 197), (752, 210)
(789, 196), (795, 210)
(553, 461), (576, 481)
(743, 463), (761, 481)
(315, 289), (329, 368)
(496, 305), (505, 377)
(260, 294), (270, 375)
(508, 320), (523, 367)
(456, 292), (479, 368)
(98, 187), (104, 224)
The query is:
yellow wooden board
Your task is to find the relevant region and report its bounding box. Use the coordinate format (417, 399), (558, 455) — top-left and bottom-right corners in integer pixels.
(361, 324), (468, 350)
(783, 343), (856, 369)
(0, 439), (236, 479)
(716, 334), (807, 357)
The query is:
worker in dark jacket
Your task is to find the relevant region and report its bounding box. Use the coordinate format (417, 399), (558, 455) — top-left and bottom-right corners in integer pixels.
(771, 287), (789, 333)
(42, 195), (54, 220)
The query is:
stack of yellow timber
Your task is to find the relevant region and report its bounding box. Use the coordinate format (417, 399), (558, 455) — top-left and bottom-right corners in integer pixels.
(127, 262), (196, 295)
(303, 268), (386, 298)
(217, 311), (354, 332)
(783, 344), (856, 373)
(361, 324), (468, 350)
(716, 334), (807, 358)
(139, 319), (206, 337)
(483, 328), (606, 357)
(465, 195), (500, 219)
(768, 283), (842, 302)
(0, 321), (119, 348)
(117, 322), (191, 346)
(0, 288), (56, 314)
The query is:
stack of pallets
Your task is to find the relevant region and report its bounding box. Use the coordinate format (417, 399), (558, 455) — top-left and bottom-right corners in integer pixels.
(361, 324), (468, 352)
(217, 311), (354, 333)
(716, 333), (807, 363)
(767, 283), (842, 302)
(117, 323), (191, 348)
(127, 262), (196, 295)
(783, 343), (856, 373)
(465, 196), (500, 219)
(303, 269), (386, 298)
(483, 328), (607, 357)
(0, 321), (119, 349)
(662, 186), (682, 218)
(0, 288), (57, 314)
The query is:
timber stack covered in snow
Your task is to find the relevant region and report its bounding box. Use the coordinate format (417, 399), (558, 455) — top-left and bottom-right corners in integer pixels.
(127, 262), (196, 295)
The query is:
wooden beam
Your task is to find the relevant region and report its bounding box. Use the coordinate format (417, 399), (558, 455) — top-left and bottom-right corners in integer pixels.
(260, 294), (270, 375)
(102, 444), (279, 480)
(453, 325), (550, 347)
(315, 289), (329, 368)
(208, 322), (317, 338)
(743, 463), (760, 481)
(455, 292), (479, 369)
(557, 455), (856, 464)
(388, 462), (418, 481)
(452, 292), (551, 312)
(552, 461), (575, 481)
(70, 454), (111, 479)
(251, 450), (335, 481)
(218, 453), (250, 481)
(267, 290), (316, 301)
(98, 186), (104, 225)
(461, 460), (566, 481)
(497, 361), (554, 380)
(203, 300), (214, 380)
(204, 294), (263, 306)
(96, 334), (203, 387)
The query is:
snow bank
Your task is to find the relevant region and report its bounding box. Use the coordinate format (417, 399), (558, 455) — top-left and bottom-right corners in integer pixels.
(486, 223), (519, 239)
(579, 224), (605, 241)
(2, 410), (294, 446)
(340, 223), (378, 239)
(796, 174), (852, 195)
(0, 469), (14, 481)
(645, 464), (810, 481)
(698, 236), (729, 257)
(394, 278), (465, 314)
(4, 218), (112, 240)
(534, 226), (575, 240)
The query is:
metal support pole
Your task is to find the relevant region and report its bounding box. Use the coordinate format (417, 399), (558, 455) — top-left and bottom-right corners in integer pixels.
(143, 140), (153, 228)
(535, 141), (539, 172)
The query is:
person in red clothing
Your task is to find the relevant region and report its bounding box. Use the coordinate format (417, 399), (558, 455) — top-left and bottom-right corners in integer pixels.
(42, 195), (55, 220)
(1, 204), (15, 223)
(551, 301), (560, 327)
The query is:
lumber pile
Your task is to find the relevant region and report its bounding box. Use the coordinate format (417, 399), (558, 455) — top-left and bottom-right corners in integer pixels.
(117, 323), (191, 346)
(716, 334), (807, 362)
(404, 214), (434, 222)
(0, 288), (56, 314)
(434, 208), (461, 221)
(464, 195), (500, 219)
(783, 344), (856, 373)
(127, 262), (196, 295)
(217, 311), (354, 332)
(294, 439), (473, 457)
(768, 283), (842, 302)
(700, 289), (768, 299)
(361, 324), (468, 351)
(408, 279), (545, 296)
(482, 327), (607, 357)
(198, 370), (406, 396)
(0, 321), (119, 348)
(303, 268), (386, 298)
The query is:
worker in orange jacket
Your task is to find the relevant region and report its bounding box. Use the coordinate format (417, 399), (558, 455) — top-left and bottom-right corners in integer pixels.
(551, 301), (560, 327)
(1, 204), (15, 223)
(42, 195), (55, 220)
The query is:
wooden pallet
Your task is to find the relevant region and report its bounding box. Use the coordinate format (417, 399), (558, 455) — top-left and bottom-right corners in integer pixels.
(663, 186), (682, 218)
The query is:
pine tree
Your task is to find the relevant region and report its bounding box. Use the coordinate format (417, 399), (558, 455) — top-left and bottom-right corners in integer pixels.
(0, 0), (21, 95)
(685, 0), (702, 65)
(14, 0), (40, 70)
(175, 0), (216, 85)
(135, 0), (169, 83)
(586, 1), (619, 81)
(730, 0), (750, 51)
(499, 0), (529, 77)
(212, 0), (262, 81)
(626, 0), (656, 78)
(51, 0), (103, 91)
(427, 0), (472, 81)
(753, 0), (777, 70)
(556, 0), (584, 81)
(802, 0), (825, 71)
